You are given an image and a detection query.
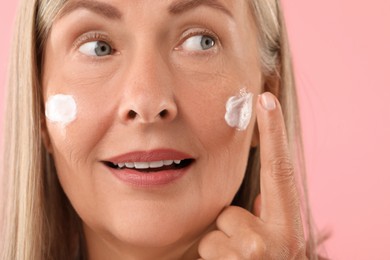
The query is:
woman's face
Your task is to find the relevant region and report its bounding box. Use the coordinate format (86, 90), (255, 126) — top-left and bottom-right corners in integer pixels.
(43, 0), (262, 257)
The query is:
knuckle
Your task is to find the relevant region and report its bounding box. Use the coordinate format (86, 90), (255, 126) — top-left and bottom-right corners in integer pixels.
(264, 231), (306, 260)
(266, 121), (284, 135)
(269, 157), (295, 180)
(243, 233), (266, 259)
(290, 238), (306, 259)
(281, 234), (306, 259)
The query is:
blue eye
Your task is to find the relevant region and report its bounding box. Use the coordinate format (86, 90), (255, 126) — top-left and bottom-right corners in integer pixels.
(78, 41), (113, 56)
(182, 35), (216, 51)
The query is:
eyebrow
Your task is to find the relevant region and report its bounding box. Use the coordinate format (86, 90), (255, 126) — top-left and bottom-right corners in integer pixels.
(169, 0), (233, 18)
(57, 0), (122, 21)
(56, 0), (232, 22)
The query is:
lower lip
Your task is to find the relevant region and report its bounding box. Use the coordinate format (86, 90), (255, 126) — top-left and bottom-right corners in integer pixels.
(107, 165), (190, 187)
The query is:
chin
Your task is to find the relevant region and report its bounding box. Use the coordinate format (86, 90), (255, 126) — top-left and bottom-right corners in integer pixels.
(87, 204), (210, 250)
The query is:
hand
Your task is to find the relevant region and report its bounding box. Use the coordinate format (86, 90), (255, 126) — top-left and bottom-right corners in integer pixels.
(198, 92), (307, 260)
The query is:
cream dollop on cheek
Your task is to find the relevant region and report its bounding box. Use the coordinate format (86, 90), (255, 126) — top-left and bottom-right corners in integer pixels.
(45, 94), (77, 126)
(224, 89), (253, 131)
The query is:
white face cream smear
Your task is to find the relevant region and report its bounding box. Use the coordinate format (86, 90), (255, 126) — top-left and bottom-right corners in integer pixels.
(224, 89), (253, 131)
(45, 94), (77, 126)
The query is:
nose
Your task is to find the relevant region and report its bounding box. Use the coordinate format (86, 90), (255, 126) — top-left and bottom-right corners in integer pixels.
(125, 102), (174, 122)
(118, 51), (178, 124)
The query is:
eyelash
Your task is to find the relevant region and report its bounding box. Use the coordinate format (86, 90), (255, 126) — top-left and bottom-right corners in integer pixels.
(73, 32), (116, 53)
(177, 28), (220, 51)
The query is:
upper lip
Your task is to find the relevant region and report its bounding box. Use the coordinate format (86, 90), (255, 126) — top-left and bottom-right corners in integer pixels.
(103, 149), (194, 163)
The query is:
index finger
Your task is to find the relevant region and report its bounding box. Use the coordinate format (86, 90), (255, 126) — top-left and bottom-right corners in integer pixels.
(256, 92), (301, 225)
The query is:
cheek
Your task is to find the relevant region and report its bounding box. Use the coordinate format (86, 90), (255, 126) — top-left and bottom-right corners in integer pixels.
(45, 92), (119, 223)
(174, 70), (257, 201)
(43, 54), (122, 156)
(46, 94), (115, 156)
(45, 89), (118, 199)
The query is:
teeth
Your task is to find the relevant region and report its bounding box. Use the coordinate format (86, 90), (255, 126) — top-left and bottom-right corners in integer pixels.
(125, 162), (134, 168)
(113, 160), (183, 169)
(163, 160), (174, 166)
(149, 161), (164, 168)
(118, 163), (125, 168)
(133, 162), (149, 169)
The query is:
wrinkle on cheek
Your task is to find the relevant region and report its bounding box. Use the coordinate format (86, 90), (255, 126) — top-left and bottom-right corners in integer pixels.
(50, 133), (85, 165)
(44, 93), (99, 173)
(176, 68), (238, 98)
(63, 70), (117, 92)
(207, 145), (244, 202)
(172, 51), (228, 79)
(68, 146), (90, 172)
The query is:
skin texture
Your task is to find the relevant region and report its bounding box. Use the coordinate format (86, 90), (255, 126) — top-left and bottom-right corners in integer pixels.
(42, 0), (306, 259)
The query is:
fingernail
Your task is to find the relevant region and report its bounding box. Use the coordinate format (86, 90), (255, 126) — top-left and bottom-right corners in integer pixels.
(260, 92), (276, 111)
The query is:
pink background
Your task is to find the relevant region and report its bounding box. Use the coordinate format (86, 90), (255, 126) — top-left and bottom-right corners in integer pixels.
(1, 1), (389, 259)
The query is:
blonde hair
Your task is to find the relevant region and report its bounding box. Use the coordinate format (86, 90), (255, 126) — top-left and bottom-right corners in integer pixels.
(1, 0), (325, 259)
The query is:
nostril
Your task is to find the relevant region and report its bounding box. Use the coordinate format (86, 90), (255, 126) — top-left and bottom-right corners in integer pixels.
(128, 110), (137, 119)
(125, 108), (173, 122)
(159, 109), (168, 118)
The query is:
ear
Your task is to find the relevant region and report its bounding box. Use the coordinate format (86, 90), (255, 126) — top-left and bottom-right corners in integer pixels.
(41, 115), (53, 153)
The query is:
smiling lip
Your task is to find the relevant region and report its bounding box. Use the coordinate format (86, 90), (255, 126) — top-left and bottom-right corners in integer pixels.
(105, 149), (193, 163)
(102, 149), (194, 187)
